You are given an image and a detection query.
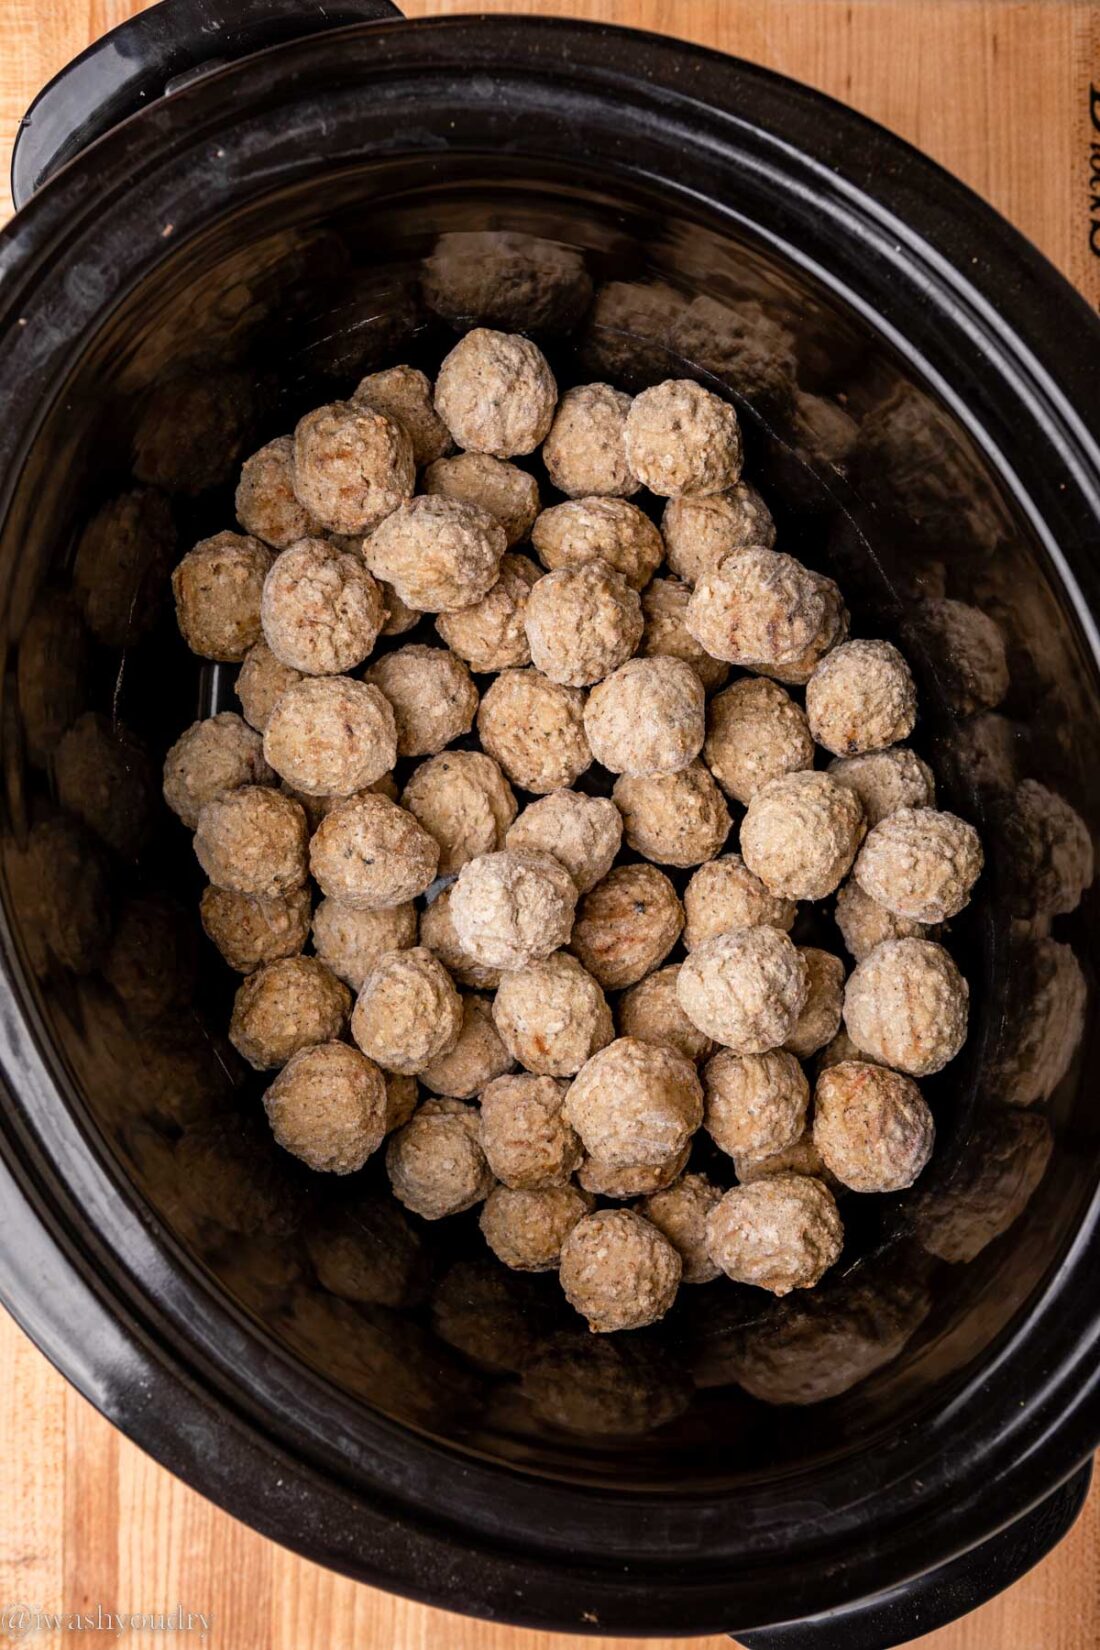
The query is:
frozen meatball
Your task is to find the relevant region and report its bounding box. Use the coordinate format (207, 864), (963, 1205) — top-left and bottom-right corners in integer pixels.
(435, 552), (539, 672)
(384, 1073), (419, 1135)
(353, 364), (454, 466)
(492, 951), (613, 1077)
(477, 668), (592, 793)
(613, 761), (731, 867)
(704, 677), (814, 805)
(378, 579), (420, 637)
(835, 879), (927, 962)
(235, 640), (303, 732)
(292, 400), (414, 534)
(229, 956), (351, 1070)
(423, 453), (540, 548)
(263, 1041), (386, 1172)
(310, 794), (439, 909)
(741, 770), (867, 900)
(843, 937), (968, 1077)
(828, 746), (935, 828)
(524, 560), (643, 688)
(683, 854), (796, 950)
(310, 897), (417, 991)
(577, 1146), (690, 1200)
(905, 597), (1009, 715)
(585, 656), (705, 777)
(195, 785), (308, 897)
(531, 496), (663, 590)
(365, 644), (478, 758)
(163, 712), (273, 829)
(506, 791), (622, 894)
(363, 494), (506, 613)
(571, 863), (684, 989)
(401, 750), (516, 876)
(420, 885), (503, 991)
(201, 883), (311, 973)
(734, 1128), (832, 1188)
(704, 1048), (809, 1160)
(814, 1061), (934, 1192)
(419, 992), (514, 1099)
(55, 713), (156, 860)
(172, 531), (273, 661)
(817, 1028), (879, 1073)
(624, 379), (742, 498)
(855, 806), (982, 922)
(618, 966), (714, 1062)
(687, 546), (847, 682)
(481, 1185), (593, 1272)
(706, 1176), (843, 1295)
(662, 481), (776, 584)
(449, 849), (577, 971)
(640, 577), (730, 693)
(640, 1173), (723, 1284)
(263, 676), (396, 797)
(564, 1037), (703, 1170)
(805, 639), (917, 757)
(478, 1073), (581, 1188)
(785, 948), (845, 1059)
(678, 926), (808, 1052)
(235, 436), (323, 548)
(279, 774), (397, 833)
(560, 1209), (681, 1332)
(435, 328), (557, 457)
(542, 382), (638, 498)
(997, 780), (1093, 919)
(386, 1098), (493, 1219)
(352, 947), (463, 1074)
(261, 537), (383, 675)
(73, 487), (176, 646)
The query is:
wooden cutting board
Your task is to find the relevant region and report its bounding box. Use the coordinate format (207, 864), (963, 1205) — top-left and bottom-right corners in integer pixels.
(0, 5), (1097, 1649)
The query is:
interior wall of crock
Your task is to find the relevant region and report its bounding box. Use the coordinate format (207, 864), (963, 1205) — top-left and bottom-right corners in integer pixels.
(1, 164), (1096, 1487)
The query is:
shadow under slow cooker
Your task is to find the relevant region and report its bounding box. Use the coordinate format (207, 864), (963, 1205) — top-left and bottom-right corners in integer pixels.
(3, 160), (1097, 1494)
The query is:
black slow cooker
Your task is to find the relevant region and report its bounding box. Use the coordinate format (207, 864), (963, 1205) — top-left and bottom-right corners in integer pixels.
(2, 3), (1099, 1646)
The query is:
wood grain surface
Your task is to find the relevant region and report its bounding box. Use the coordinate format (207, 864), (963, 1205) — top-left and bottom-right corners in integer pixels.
(0, 4), (1097, 1649)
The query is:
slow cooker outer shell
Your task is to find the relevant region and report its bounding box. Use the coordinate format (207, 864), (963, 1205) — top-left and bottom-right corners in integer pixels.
(0, 14), (1099, 1637)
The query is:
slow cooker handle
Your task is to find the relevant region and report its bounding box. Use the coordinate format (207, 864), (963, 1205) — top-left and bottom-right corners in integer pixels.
(10, 0), (404, 211)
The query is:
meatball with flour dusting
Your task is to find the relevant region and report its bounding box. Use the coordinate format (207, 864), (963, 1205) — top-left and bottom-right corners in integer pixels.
(805, 639), (917, 757)
(741, 770), (866, 900)
(542, 382), (638, 498)
(614, 760), (731, 868)
(310, 898), (417, 992)
(481, 1185), (593, 1272)
(585, 656), (705, 777)
(560, 1209), (682, 1332)
(814, 1061), (935, 1193)
(524, 560), (643, 687)
(640, 576), (730, 692)
(531, 496), (663, 590)
(843, 937), (968, 1077)
(570, 863), (684, 989)
(662, 480), (775, 585)
(172, 531), (273, 661)
(834, 879), (927, 962)
(292, 400), (414, 534)
(478, 1073), (582, 1188)
(678, 926), (808, 1052)
(386, 1099), (494, 1219)
(683, 854), (796, 949)
(229, 956), (351, 1070)
(423, 453), (540, 548)
(401, 750), (516, 876)
(435, 553), (539, 671)
(640, 1173), (723, 1285)
(263, 1041), (387, 1173)
(235, 436), (323, 548)
(828, 746), (935, 828)
(419, 993), (514, 1099)
(352, 947), (462, 1075)
(687, 545), (847, 682)
(706, 1176), (843, 1296)
(420, 886), (503, 991)
(201, 883), (311, 973)
(618, 965), (714, 1063)
(163, 712), (273, 829)
(578, 1147), (690, 1200)
(363, 495), (506, 613)
(785, 948), (845, 1058)
(260, 537), (383, 675)
(492, 951), (613, 1077)
(564, 1037), (702, 1170)
(352, 364), (454, 466)
(195, 786), (308, 898)
(506, 791), (622, 894)
(263, 677), (396, 797)
(624, 379), (742, 497)
(235, 640), (303, 732)
(855, 807), (982, 923)
(449, 849), (577, 971)
(704, 677), (814, 805)
(310, 793), (438, 909)
(365, 644), (478, 757)
(704, 1048), (809, 1160)
(477, 668), (592, 793)
(435, 328), (557, 457)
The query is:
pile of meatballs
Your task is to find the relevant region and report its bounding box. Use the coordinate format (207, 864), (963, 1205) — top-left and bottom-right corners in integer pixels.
(163, 325), (983, 1335)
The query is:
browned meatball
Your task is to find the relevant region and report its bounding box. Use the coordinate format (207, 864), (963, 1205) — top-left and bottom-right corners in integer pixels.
(617, 965), (715, 1063)
(351, 947), (463, 1075)
(706, 1176), (843, 1295)
(624, 379), (742, 498)
(263, 1041), (387, 1172)
(477, 668), (592, 794)
(478, 1073), (582, 1188)
(813, 1061), (934, 1192)
(570, 863), (684, 990)
(194, 786), (308, 898)
(201, 883), (312, 973)
(309, 793), (439, 909)
(843, 938), (968, 1077)
(480, 1185), (593, 1272)
(401, 750), (516, 877)
(172, 531), (273, 661)
(640, 1173), (723, 1284)
(678, 927), (808, 1052)
(386, 1098), (494, 1219)
(260, 537), (384, 675)
(564, 1037), (703, 1170)
(492, 952), (613, 1077)
(559, 1208), (681, 1332)
(686, 546), (846, 682)
(229, 956), (351, 1069)
(434, 328), (557, 457)
(292, 400), (414, 534)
